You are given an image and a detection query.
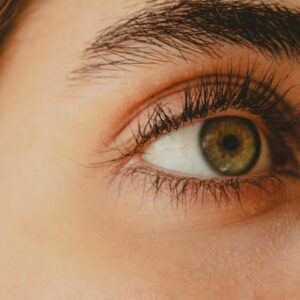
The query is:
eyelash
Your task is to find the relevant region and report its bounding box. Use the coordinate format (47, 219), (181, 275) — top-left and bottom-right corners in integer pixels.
(98, 66), (300, 208)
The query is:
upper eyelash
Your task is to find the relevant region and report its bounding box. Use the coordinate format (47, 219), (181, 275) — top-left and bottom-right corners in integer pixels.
(108, 65), (300, 163)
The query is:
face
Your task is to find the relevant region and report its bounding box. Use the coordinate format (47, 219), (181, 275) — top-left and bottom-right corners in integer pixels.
(0, 0), (299, 299)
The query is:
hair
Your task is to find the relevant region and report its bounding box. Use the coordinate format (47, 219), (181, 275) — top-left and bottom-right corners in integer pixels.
(0, 0), (27, 46)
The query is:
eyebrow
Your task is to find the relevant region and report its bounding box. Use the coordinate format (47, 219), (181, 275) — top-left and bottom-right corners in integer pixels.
(73, 0), (300, 79)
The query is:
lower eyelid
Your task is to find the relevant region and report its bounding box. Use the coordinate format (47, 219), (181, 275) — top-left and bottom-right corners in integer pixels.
(110, 165), (290, 227)
(102, 110), (298, 211)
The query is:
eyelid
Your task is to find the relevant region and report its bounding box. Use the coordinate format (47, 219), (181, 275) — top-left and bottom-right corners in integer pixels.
(128, 76), (296, 147)
(117, 165), (286, 217)
(99, 66), (300, 181)
(108, 60), (297, 145)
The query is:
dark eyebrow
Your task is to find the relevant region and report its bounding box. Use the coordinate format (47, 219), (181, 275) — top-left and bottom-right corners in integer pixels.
(73, 0), (300, 79)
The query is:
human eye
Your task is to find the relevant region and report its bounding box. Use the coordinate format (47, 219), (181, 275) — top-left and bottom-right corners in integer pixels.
(144, 115), (268, 178)
(98, 63), (300, 221)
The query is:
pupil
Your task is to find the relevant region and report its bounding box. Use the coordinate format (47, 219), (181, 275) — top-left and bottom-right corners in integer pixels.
(221, 134), (240, 151)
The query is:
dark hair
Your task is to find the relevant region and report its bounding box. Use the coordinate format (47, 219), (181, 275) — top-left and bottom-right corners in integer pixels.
(0, 0), (27, 45)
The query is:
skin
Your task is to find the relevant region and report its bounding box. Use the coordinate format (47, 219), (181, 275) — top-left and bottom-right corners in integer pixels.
(0, 0), (299, 299)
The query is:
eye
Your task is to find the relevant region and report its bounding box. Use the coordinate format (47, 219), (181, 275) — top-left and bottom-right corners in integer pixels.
(143, 115), (270, 178)
(101, 65), (300, 212)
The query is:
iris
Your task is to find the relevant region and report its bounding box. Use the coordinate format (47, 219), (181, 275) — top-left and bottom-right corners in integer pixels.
(200, 116), (261, 176)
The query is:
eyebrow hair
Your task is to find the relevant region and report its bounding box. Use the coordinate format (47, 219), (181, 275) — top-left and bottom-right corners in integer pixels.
(73, 0), (300, 79)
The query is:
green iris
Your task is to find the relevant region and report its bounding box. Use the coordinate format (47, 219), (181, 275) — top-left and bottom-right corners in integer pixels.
(200, 116), (261, 176)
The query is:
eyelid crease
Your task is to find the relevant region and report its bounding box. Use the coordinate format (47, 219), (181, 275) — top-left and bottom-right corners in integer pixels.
(113, 65), (298, 148)
(105, 60), (298, 144)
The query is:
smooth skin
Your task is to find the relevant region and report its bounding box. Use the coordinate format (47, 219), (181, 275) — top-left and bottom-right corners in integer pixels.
(0, 0), (299, 299)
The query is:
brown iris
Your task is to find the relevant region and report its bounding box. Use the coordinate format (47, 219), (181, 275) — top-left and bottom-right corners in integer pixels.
(200, 116), (261, 176)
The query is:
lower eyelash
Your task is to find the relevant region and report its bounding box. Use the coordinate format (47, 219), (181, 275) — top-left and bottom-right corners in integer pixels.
(114, 166), (284, 210)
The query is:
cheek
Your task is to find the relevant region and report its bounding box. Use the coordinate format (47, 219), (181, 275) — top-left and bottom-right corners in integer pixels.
(71, 184), (299, 299)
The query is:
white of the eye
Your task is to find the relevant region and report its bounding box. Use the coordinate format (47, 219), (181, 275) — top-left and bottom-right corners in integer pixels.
(142, 124), (217, 177)
(142, 122), (271, 178)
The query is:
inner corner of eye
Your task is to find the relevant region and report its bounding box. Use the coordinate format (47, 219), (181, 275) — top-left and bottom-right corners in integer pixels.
(141, 116), (271, 178)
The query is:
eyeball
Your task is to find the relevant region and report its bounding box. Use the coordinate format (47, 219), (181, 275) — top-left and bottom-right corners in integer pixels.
(142, 116), (271, 178)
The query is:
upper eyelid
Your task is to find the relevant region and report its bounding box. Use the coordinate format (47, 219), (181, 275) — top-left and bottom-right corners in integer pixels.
(106, 70), (299, 165)
(71, 0), (300, 82)
(97, 70), (300, 186)
(108, 65), (297, 144)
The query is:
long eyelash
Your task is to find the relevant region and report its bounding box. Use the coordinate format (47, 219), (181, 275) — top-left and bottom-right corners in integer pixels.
(116, 167), (284, 210)
(109, 65), (299, 161)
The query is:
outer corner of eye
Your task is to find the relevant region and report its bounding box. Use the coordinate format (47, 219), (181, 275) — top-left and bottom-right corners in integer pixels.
(142, 116), (271, 178)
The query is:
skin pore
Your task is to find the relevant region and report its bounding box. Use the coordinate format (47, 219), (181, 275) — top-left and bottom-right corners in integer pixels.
(0, 0), (299, 299)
